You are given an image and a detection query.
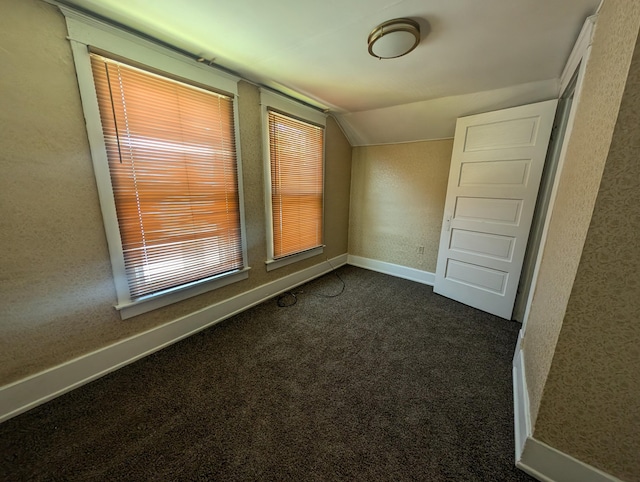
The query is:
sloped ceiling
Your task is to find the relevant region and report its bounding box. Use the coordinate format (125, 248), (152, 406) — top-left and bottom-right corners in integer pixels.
(58, 0), (600, 145)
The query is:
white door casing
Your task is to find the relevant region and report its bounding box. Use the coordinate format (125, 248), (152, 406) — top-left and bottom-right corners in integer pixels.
(434, 100), (557, 319)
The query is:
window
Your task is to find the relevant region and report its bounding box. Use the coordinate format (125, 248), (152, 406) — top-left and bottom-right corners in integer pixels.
(261, 90), (326, 271)
(90, 54), (243, 298)
(268, 110), (324, 258)
(65, 9), (248, 318)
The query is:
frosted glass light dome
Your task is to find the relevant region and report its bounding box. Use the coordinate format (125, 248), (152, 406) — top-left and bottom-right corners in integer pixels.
(368, 19), (421, 59)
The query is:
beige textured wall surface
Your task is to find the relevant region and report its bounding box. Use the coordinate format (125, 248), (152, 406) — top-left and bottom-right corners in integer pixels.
(324, 117), (353, 257)
(348, 140), (452, 272)
(522, 0), (640, 423)
(0, 0), (351, 385)
(533, 27), (640, 481)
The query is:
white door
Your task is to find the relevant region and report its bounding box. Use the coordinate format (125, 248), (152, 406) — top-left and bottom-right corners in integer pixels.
(434, 100), (557, 319)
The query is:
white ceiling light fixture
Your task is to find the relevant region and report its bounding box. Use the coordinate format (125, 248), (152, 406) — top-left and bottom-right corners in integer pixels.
(368, 18), (421, 59)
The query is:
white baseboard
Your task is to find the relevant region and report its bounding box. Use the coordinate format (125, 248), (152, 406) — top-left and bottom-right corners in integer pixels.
(513, 343), (622, 482)
(518, 437), (624, 482)
(0, 253), (348, 423)
(347, 255), (435, 286)
(513, 330), (530, 461)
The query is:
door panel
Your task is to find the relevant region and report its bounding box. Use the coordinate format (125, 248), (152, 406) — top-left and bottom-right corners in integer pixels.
(434, 100), (557, 319)
(459, 159), (530, 187)
(445, 259), (509, 294)
(455, 197), (523, 225)
(463, 116), (540, 151)
(450, 229), (515, 261)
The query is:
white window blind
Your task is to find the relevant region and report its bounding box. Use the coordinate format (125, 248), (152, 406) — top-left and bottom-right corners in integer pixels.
(90, 54), (244, 300)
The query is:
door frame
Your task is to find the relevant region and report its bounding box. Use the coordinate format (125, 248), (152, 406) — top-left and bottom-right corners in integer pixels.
(518, 15), (597, 332)
(512, 73), (578, 322)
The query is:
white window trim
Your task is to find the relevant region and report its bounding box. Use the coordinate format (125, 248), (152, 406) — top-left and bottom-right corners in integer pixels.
(61, 6), (250, 319)
(265, 246), (325, 272)
(259, 89), (327, 271)
(116, 268), (250, 319)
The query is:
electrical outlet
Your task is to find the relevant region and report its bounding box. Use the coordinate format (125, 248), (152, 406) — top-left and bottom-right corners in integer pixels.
(418, 246), (424, 255)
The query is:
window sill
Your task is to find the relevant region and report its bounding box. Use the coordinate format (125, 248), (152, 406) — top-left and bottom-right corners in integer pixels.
(265, 246), (324, 272)
(115, 267), (250, 319)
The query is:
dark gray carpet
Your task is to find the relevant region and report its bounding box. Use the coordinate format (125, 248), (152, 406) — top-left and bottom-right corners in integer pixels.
(0, 265), (533, 481)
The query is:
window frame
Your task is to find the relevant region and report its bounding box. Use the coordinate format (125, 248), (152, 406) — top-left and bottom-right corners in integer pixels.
(260, 89), (327, 272)
(63, 7), (250, 319)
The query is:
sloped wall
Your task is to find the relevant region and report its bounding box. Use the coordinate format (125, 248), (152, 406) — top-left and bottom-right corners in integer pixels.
(523, 0), (640, 426)
(533, 21), (640, 480)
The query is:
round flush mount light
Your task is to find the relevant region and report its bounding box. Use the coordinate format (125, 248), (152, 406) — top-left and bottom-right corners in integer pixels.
(368, 18), (421, 59)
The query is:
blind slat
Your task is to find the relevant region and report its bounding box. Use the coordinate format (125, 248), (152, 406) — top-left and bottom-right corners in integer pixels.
(91, 54), (243, 300)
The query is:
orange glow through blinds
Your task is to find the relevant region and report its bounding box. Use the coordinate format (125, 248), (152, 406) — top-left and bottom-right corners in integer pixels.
(90, 54), (243, 300)
(268, 110), (324, 258)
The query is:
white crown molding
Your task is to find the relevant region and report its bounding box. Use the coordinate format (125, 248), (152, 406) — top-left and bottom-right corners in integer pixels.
(259, 88), (327, 126)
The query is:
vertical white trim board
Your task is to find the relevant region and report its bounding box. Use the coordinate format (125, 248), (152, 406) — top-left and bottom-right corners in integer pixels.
(347, 255), (435, 286)
(512, 331), (530, 462)
(521, 16), (595, 335)
(0, 254), (348, 423)
(559, 15), (596, 94)
(513, 346), (622, 482)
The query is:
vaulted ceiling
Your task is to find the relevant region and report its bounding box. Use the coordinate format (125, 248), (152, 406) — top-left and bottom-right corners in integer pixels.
(60, 0), (601, 145)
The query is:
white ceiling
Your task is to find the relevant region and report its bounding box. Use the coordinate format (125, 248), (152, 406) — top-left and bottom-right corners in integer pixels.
(60, 0), (601, 145)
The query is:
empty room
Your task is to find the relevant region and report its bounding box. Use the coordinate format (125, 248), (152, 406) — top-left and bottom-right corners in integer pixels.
(1, 0), (638, 480)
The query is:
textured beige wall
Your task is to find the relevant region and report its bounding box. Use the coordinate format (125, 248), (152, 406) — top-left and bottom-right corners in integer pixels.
(522, 0), (640, 425)
(348, 140), (452, 272)
(324, 117), (353, 257)
(533, 26), (640, 481)
(0, 0), (351, 385)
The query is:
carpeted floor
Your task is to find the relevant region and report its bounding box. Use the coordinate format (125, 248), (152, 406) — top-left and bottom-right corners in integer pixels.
(0, 265), (534, 481)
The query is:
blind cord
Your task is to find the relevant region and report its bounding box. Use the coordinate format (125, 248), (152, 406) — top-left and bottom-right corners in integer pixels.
(276, 258), (345, 308)
(103, 63), (125, 164)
